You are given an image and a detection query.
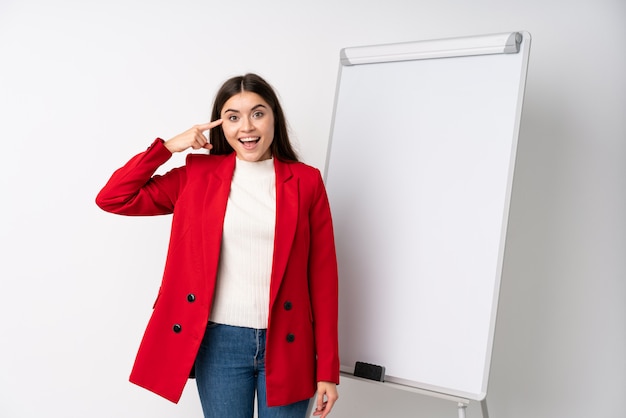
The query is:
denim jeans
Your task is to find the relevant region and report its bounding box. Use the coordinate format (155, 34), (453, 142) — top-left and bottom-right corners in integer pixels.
(195, 322), (310, 418)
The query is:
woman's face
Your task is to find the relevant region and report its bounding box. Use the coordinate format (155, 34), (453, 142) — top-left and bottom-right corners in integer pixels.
(220, 91), (275, 162)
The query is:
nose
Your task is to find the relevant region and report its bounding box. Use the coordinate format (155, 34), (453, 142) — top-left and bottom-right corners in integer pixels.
(241, 115), (254, 131)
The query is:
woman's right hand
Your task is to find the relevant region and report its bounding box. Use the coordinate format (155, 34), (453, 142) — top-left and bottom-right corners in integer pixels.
(164, 119), (223, 153)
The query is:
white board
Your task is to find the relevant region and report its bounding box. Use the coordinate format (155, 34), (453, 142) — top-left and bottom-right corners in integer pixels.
(325, 32), (531, 401)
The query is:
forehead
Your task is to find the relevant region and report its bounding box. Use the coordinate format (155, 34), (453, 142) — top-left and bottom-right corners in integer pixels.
(222, 91), (270, 112)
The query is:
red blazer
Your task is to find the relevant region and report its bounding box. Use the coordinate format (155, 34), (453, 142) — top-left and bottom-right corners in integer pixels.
(96, 139), (339, 406)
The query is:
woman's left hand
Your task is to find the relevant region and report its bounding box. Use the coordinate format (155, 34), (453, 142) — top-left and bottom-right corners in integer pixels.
(312, 381), (338, 417)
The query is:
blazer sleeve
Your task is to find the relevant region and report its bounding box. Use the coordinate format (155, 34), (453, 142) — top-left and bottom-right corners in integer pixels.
(95, 139), (186, 216)
(307, 170), (340, 384)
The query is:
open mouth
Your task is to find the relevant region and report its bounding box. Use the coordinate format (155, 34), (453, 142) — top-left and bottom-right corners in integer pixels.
(239, 137), (260, 144)
(239, 137), (260, 149)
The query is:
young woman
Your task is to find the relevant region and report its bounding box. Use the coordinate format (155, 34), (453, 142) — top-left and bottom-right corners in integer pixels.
(96, 73), (339, 418)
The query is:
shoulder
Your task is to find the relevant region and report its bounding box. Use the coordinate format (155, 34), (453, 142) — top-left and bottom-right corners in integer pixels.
(280, 160), (323, 180)
(277, 160), (326, 199)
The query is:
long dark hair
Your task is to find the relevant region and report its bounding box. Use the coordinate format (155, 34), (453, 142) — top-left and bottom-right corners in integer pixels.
(208, 73), (299, 162)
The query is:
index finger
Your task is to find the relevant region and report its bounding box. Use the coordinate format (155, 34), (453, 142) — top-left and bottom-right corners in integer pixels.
(198, 118), (223, 131)
(322, 397), (337, 418)
(200, 119), (223, 139)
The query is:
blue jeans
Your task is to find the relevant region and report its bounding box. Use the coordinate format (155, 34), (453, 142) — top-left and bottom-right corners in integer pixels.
(195, 322), (310, 418)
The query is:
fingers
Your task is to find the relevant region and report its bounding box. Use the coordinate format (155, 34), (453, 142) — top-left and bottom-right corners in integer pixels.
(204, 118), (223, 130)
(313, 398), (326, 416)
(312, 401), (332, 417)
(325, 395), (338, 417)
(164, 120), (222, 153)
(312, 382), (338, 418)
(198, 118), (224, 137)
(319, 396), (337, 418)
(201, 119), (222, 149)
(190, 126), (208, 150)
(196, 119), (222, 150)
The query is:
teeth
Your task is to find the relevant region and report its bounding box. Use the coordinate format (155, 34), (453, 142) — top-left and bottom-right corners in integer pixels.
(240, 137), (260, 142)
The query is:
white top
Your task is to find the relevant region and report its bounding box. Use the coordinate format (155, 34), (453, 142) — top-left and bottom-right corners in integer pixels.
(209, 157), (276, 329)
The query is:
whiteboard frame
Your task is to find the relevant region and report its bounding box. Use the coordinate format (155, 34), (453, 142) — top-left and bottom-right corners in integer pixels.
(339, 32), (522, 66)
(324, 31), (531, 402)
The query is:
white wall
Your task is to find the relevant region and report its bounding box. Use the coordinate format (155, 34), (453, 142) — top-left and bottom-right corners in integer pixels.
(0, 1), (623, 418)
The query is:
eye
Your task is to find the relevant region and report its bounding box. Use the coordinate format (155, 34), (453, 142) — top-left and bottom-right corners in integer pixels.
(228, 115), (239, 122)
(252, 111), (264, 119)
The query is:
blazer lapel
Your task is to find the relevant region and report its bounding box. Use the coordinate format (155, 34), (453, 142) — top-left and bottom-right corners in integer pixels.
(270, 159), (298, 306)
(200, 154), (236, 287)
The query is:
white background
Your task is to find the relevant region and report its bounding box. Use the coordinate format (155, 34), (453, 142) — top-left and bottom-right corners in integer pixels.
(0, 1), (624, 418)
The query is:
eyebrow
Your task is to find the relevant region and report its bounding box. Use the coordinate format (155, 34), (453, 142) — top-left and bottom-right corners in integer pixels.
(223, 103), (268, 114)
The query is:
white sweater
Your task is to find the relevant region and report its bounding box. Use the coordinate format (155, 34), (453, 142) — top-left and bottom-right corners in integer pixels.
(209, 157), (276, 329)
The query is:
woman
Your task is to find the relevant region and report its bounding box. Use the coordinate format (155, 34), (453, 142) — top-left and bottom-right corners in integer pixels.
(96, 73), (339, 418)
